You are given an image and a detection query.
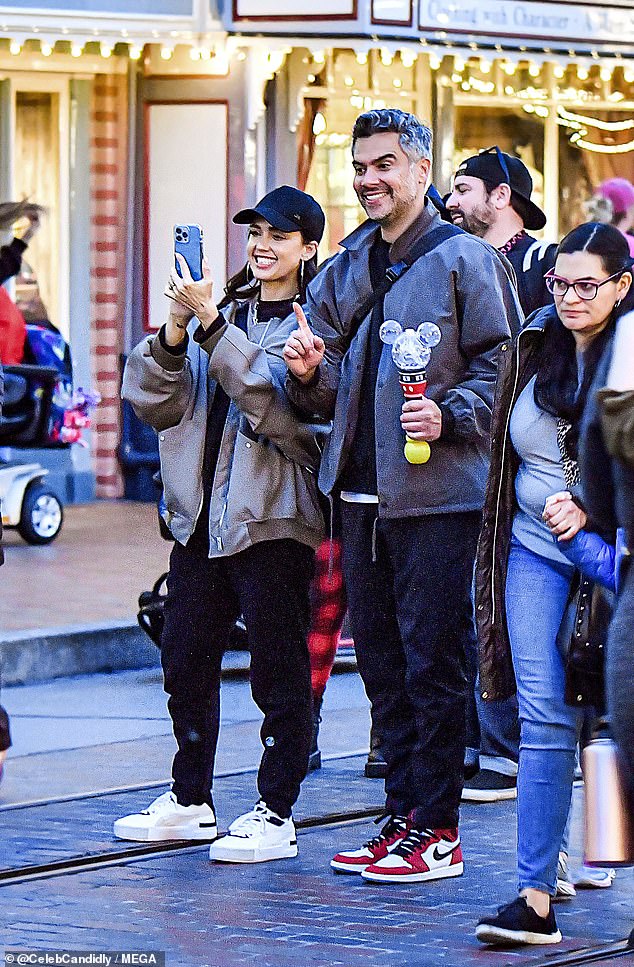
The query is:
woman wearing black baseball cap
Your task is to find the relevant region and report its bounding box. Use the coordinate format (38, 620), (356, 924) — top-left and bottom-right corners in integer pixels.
(226, 185), (325, 307)
(118, 187), (327, 863)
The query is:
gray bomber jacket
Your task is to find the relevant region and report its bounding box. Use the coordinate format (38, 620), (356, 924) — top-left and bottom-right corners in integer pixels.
(287, 202), (523, 517)
(122, 300), (326, 556)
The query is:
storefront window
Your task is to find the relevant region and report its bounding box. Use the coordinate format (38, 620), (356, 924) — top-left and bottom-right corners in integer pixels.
(558, 110), (634, 238)
(14, 91), (60, 328)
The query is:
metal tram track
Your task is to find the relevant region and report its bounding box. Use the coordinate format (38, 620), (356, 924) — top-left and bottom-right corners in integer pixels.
(0, 804), (381, 887)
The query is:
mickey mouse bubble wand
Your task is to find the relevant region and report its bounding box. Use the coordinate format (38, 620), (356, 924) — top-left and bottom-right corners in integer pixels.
(379, 320), (442, 465)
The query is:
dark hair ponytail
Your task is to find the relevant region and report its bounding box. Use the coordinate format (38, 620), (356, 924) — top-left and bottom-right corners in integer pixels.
(534, 221), (631, 459)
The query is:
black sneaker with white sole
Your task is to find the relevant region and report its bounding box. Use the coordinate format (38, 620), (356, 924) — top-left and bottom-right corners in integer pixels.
(476, 897), (562, 946)
(461, 769), (517, 802)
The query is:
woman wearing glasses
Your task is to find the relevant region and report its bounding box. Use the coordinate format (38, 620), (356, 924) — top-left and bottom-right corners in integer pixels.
(474, 221), (632, 946)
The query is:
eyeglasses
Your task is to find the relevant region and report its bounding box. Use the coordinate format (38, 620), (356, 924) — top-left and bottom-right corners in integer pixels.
(482, 145), (511, 184)
(544, 269), (625, 301)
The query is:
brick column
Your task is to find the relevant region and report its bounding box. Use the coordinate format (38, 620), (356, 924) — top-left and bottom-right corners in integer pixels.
(90, 73), (128, 498)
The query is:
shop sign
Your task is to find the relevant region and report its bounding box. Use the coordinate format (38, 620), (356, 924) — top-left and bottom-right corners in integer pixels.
(233, 0), (355, 18)
(419, 0), (634, 44)
(372, 0), (413, 24)
(0, 0), (193, 11)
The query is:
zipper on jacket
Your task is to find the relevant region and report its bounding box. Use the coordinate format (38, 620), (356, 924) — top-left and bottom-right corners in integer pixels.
(216, 498), (228, 551)
(489, 336), (524, 620)
(210, 412), (232, 552)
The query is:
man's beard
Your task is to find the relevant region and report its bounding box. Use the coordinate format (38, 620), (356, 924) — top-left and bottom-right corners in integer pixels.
(360, 181), (419, 228)
(455, 203), (494, 238)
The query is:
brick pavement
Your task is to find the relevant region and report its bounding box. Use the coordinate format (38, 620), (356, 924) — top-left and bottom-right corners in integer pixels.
(1, 758), (633, 967)
(0, 501), (169, 633)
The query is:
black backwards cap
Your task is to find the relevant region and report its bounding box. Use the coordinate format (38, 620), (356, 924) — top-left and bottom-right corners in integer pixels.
(455, 146), (547, 231)
(233, 185), (325, 243)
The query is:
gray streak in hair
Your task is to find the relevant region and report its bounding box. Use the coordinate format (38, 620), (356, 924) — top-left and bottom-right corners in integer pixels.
(351, 109), (433, 162)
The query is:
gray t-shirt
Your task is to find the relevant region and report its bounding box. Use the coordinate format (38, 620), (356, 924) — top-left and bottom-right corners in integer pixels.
(510, 375), (571, 564)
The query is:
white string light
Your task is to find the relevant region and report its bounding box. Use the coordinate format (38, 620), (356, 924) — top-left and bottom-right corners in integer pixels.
(572, 135), (634, 154)
(558, 106), (634, 132)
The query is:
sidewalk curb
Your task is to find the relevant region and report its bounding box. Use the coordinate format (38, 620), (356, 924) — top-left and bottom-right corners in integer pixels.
(0, 624), (358, 686)
(0, 622), (160, 686)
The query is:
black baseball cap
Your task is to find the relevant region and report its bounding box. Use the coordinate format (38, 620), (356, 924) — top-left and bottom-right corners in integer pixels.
(455, 146), (547, 231)
(233, 185), (325, 243)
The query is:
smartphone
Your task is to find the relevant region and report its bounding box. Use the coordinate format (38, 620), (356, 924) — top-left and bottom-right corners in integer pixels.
(174, 224), (204, 281)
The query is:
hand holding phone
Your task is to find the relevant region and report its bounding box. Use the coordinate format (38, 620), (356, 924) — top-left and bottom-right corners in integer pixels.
(164, 245), (218, 332)
(174, 224), (204, 281)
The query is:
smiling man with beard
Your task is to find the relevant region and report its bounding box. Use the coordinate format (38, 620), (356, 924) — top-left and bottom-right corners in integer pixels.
(446, 147), (557, 321)
(283, 109), (522, 886)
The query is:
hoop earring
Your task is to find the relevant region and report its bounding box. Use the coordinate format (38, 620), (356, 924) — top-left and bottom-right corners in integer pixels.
(246, 263), (255, 284)
(299, 259), (305, 291)
(615, 298), (622, 308)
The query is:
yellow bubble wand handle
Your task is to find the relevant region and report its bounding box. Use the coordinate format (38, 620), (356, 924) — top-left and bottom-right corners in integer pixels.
(404, 435), (431, 464)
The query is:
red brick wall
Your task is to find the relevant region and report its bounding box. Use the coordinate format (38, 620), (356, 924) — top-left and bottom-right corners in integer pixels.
(90, 74), (128, 498)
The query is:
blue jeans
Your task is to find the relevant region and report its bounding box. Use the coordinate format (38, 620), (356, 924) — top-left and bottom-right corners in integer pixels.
(476, 677), (520, 775)
(506, 538), (580, 895)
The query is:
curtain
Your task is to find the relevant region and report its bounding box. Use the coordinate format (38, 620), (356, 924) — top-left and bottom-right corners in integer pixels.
(297, 98), (325, 191)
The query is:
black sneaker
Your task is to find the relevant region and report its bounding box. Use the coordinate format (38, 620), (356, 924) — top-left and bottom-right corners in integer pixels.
(461, 769), (517, 802)
(364, 728), (387, 779)
(476, 897), (562, 946)
(308, 695), (322, 772)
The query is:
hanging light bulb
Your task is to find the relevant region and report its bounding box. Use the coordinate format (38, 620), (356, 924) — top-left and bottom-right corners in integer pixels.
(189, 46), (200, 61)
(355, 51), (368, 65)
(429, 53), (441, 70)
(312, 50), (325, 64)
(71, 42), (83, 57)
(160, 46), (173, 60)
(528, 61), (540, 78)
(129, 45), (142, 60)
(9, 40), (21, 55)
(479, 57), (491, 73)
(100, 42), (113, 57)
(554, 64), (565, 79)
(600, 65), (613, 82)
(577, 64), (589, 80)
(400, 48), (416, 69)
(502, 60), (516, 75)
(312, 112), (326, 135)
(41, 41), (53, 56)
(380, 48), (393, 66)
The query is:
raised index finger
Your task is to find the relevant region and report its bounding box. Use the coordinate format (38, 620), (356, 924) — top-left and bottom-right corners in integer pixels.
(293, 301), (311, 332)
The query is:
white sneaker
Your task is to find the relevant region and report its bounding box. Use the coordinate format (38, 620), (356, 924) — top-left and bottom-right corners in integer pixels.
(209, 801), (298, 863)
(555, 852), (576, 900)
(574, 865), (616, 889)
(113, 791), (217, 842)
